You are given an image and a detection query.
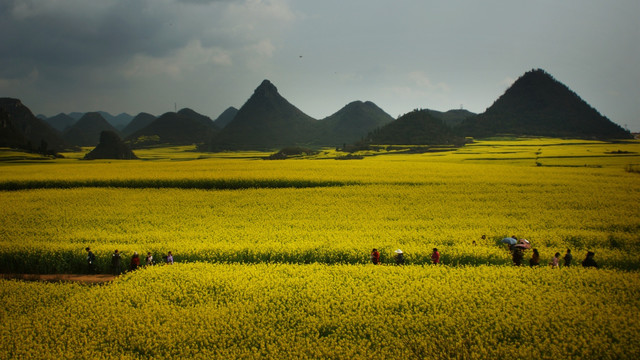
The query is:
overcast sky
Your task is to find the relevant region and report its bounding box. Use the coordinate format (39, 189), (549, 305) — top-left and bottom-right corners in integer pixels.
(1, 0), (639, 131)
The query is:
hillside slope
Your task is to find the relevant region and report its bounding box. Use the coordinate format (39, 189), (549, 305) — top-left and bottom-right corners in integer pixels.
(458, 69), (632, 139)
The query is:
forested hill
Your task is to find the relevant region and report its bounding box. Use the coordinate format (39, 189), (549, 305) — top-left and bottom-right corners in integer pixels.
(206, 80), (318, 151)
(366, 109), (465, 146)
(126, 109), (219, 147)
(313, 101), (394, 146)
(0, 98), (71, 152)
(457, 69), (632, 139)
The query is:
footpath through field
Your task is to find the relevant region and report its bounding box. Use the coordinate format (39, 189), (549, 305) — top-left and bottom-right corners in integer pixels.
(1, 273), (116, 284)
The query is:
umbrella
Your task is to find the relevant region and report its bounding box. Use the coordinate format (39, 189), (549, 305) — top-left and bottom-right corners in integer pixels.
(514, 243), (531, 249)
(501, 237), (517, 245)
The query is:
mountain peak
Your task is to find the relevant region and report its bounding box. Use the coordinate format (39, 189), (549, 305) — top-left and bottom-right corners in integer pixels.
(254, 79), (279, 96)
(79, 112), (108, 122)
(207, 80), (316, 150)
(458, 69), (632, 139)
(63, 112), (120, 147)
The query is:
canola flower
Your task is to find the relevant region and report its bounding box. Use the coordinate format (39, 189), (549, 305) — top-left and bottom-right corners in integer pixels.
(1, 263), (639, 360)
(1, 140), (639, 359)
(0, 170), (638, 272)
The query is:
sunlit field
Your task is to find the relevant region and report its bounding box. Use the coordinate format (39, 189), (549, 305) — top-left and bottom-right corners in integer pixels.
(1, 138), (639, 272)
(2, 263), (639, 360)
(1, 138), (639, 359)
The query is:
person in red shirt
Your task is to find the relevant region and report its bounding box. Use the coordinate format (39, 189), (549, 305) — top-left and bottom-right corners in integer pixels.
(370, 248), (380, 265)
(129, 251), (140, 271)
(431, 248), (440, 264)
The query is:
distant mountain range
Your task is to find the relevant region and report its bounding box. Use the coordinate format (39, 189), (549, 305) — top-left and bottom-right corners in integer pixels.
(203, 80), (394, 151)
(44, 113), (76, 132)
(43, 111), (134, 131)
(361, 69), (632, 146)
(63, 112), (121, 147)
(2, 68), (633, 155)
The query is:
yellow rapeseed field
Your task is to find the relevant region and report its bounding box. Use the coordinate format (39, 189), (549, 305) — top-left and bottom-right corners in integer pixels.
(1, 139), (639, 271)
(1, 138), (639, 358)
(1, 263), (639, 360)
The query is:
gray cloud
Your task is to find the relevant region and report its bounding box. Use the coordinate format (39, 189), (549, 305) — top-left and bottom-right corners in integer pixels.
(0, 0), (292, 77)
(1, 0), (638, 131)
(1, 1), (202, 70)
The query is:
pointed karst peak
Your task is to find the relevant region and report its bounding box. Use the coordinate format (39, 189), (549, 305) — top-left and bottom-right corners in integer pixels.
(345, 100), (366, 107)
(512, 68), (556, 86)
(344, 100), (380, 110)
(254, 79), (279, 96)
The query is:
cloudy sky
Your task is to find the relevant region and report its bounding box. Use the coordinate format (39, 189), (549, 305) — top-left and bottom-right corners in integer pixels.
(1, 0), (639, 130)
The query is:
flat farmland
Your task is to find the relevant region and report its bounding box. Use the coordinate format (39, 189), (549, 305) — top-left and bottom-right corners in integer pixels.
(1, 138), (639, 359)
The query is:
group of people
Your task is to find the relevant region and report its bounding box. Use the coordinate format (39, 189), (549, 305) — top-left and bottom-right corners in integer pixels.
(370, 248), (441, 265)
(87, 238), (601, 272)
(511, 245), (598, 269)
(85, 247), (174, 275)
(368, 235), (600, 269)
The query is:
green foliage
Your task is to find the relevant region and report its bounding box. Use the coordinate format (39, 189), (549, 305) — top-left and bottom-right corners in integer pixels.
(335, 154), (364, 160)
(267, 147), (319, 159)
(0, 178), (355, 191)
(129, 135), (161, 147)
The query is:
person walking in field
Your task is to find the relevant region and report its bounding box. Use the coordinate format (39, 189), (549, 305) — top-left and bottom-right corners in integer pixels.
(145, 252), (153, 266)
(431, 248), (440, 264)
(129, 252), (140, 271)
(85, 247), (96, 274)
(563, 249), (573, 267)
(111, 249), (122, 275)
(370, 249), (380, 265)
(166, 251), (174, 265)
(394, 249), (404, 265)
(529, 248), (540, 267)
(549, 252), (561, 268)
(582, 251), (598, 268)
(512, 247), (523, 266)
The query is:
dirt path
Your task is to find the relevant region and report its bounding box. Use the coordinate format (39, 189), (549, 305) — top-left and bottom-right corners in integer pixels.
(1, 273), (116, 284)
